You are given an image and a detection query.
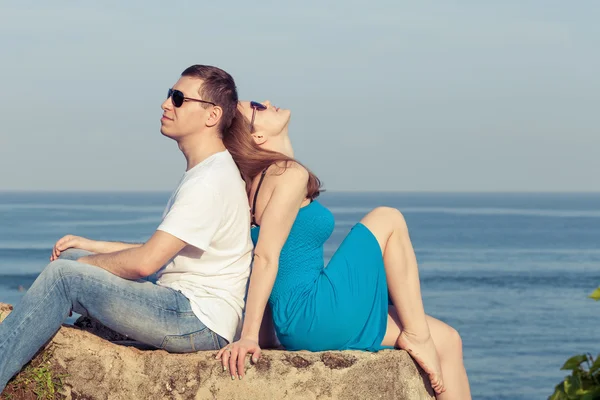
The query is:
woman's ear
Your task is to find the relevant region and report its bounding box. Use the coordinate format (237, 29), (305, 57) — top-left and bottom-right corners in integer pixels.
(252, 133), (267, 145)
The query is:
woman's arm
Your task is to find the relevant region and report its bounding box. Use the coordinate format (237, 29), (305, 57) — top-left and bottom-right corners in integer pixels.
(217, 165), (309, 379)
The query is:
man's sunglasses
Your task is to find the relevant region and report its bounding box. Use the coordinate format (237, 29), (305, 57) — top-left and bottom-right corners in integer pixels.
(249, 101), (267, 133)
(167, 88), (216, 108)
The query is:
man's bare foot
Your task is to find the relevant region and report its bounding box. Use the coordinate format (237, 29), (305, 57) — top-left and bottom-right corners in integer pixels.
(397, 331), (445, 394)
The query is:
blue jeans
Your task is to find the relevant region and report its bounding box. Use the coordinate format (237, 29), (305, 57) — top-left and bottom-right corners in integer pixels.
(0, 249), (228, 391)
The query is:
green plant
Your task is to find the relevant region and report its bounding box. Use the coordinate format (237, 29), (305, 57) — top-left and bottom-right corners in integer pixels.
(549, 287), (600, 400)
(1, 349), (68, 400)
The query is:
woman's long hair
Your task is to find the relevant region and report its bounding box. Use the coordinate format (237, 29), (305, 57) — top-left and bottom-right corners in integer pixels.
(223, 109), (322, 199)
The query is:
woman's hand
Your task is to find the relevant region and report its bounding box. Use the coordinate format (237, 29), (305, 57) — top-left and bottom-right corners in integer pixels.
(50, 235), (93, 261)
(216, 338), (262, 380)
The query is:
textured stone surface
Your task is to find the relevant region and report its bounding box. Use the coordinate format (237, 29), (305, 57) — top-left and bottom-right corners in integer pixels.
(0, 303), (435, 399)
(0, 304), (12, 323)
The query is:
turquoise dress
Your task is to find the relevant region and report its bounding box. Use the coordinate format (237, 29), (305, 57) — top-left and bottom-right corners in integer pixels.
(251, 199), (389, 352)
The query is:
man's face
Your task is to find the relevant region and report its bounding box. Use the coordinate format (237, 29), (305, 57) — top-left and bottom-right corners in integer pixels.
(160, 76), (212, 140)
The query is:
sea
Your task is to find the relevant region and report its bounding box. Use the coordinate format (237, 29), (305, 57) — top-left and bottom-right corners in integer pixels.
(0, 191), (598, 400)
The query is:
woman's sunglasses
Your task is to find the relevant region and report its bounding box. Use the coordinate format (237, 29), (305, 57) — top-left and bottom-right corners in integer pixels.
(167, 88), (216, 108)
(249, 101), (267, 133)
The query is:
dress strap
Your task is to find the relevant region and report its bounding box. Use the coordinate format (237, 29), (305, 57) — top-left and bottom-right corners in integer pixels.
(251, 168), (269, 226)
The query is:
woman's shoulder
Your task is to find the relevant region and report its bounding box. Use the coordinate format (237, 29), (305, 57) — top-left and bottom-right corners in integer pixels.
(268, 161), (309, 184)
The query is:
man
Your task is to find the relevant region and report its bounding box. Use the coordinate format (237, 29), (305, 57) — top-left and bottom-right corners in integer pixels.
(0, 65), (253, 392)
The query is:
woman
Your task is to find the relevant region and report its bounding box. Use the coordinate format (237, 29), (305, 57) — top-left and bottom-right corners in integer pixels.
(218, 101), (471, 399)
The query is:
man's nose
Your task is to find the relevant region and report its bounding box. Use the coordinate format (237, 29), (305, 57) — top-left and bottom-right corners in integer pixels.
(161, 97), (172, 111)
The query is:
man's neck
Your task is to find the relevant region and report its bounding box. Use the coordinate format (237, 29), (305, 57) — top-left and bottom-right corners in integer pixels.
(178, 132), (227, 171)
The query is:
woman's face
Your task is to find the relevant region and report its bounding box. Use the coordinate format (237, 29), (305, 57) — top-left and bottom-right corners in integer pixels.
(238, 100), (291, 139)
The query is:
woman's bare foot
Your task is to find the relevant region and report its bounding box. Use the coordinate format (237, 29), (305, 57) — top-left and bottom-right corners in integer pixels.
(397, 331), (445, 394)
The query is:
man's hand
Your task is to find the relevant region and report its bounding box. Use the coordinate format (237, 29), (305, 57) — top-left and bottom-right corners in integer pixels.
(216, 338), (262, 380)
(51, 235), (94, 261)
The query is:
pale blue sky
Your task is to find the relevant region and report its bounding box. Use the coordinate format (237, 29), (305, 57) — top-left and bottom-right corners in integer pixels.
(0, 1), (598, 192)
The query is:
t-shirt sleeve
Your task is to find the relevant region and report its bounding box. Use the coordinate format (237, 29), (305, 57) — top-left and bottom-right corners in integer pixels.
(157, 181), (222, 251)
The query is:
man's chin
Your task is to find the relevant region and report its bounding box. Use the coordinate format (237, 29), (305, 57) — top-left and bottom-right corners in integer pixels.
(160, 128), (175, 139)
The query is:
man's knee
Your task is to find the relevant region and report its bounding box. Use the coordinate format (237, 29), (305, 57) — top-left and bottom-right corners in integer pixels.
(58, 248), (93, 261)
(43, 259), (81, 280)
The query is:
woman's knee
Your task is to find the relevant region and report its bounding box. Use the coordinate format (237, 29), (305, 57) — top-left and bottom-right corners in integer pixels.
(362, 207), (407, 231)
(439, 325), (464, 360)
(360, 207), (408, 254)
(449, 326), (463, 350)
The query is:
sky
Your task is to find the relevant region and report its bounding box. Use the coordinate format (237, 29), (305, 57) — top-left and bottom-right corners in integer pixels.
(0, 0), (598, 192)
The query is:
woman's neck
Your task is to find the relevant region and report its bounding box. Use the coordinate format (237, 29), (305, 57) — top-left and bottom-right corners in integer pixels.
(278, 135), (294, 158)
(265, 128), (294, 158)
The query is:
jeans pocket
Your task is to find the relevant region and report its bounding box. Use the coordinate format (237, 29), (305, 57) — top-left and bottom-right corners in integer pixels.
(161, 328), (219, 353)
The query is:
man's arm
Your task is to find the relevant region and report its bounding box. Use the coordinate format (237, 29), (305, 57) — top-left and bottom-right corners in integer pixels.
(88, 241), (142, 253)
(51, 235), (143, 261)
(78, 230), (187, 280)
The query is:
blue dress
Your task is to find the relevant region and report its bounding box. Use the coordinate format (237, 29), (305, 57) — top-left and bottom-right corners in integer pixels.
(251, 200), (389, 352)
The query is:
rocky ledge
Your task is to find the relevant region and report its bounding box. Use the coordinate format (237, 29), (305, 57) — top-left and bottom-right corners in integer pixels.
(0, 303), (434, 399)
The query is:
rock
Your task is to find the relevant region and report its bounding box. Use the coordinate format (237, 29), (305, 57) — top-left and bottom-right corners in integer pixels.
(0, 303), (435, 399)
(0, 304), (12, 323)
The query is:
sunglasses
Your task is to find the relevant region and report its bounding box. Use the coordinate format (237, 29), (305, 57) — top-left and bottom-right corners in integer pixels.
(249, 101), (267, 133)
(167, 88), (216, 108)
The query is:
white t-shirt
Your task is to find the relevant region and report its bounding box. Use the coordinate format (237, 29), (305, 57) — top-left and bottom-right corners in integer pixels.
(156, 150), (253, 343)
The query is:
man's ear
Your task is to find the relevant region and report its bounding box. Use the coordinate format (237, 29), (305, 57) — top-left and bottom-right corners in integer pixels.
(252, 133), (267, 145)
(206, 106), (223, 128)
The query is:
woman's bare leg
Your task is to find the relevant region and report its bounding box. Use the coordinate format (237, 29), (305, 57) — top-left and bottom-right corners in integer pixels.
(360, 207), (445, 393)
(383, 307), (472, 400)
